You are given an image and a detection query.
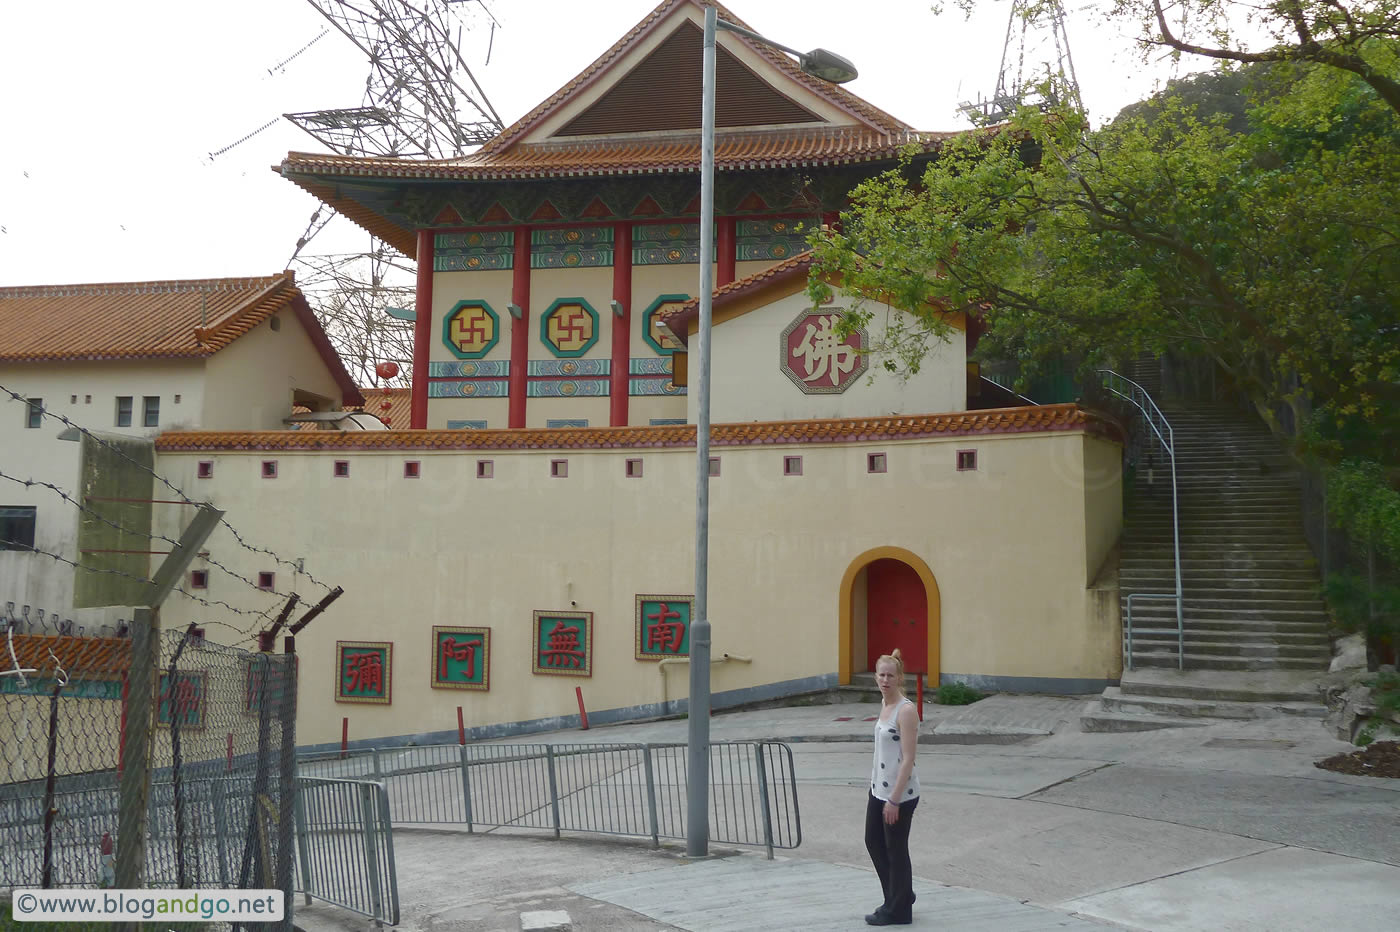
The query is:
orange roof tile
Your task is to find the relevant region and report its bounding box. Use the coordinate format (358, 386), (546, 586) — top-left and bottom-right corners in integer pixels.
(0, 272), (363, 406)
(282, 126), (955, 183)
(154, 404), (1115, 452)
(9, 634), (131, 680)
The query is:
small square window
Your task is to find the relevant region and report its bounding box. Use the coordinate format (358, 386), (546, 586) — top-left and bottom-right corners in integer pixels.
(24, 398), (42, 429)
(142, 396), (160, 428)
(197, 461), (214, 479)
(69, 395), (77, 405)
(551, 459), (568, 478)
(867, 452), (887, 474)
(477, 459), (494, 479)
(404, 461), (421, 478)
(957, 449), (978, 471)
(115, 396), (133, 427)
(0, 506), (37, 550)
(257, 572), (275, 591)
(84, 395), (91, 404)
(190, 569), (209, 589)
(333, 460), (350, 478)
(261, 460), (278, 479)
(783, 455), (803, 476)
(625, 458), (643, 478)
(708, 456), (721, 478)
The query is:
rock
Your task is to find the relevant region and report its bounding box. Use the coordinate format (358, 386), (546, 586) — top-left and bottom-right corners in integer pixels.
(1322, 673), (1377, 743)
(1329, 633), (1368, 673)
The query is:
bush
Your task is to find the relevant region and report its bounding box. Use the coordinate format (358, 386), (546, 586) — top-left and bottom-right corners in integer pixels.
(935, 683), (984, 705)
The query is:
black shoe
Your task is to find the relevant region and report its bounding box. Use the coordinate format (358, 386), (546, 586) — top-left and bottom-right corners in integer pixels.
(864, 912), (911, 926)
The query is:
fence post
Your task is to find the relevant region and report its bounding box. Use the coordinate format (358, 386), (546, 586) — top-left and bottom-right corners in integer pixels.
(457, 745), (474, 833)
(292, 783), (313, 907)
(545, 746), (561, 839)
(211, 778), (231, 887)
(275, 650), (298, 932)
(116, 606), (157, 893)
(371, 746), (383, 781)
(359, 782), (384, 924)
(753, 743), (775, 861)
(642, 745), (659, 849)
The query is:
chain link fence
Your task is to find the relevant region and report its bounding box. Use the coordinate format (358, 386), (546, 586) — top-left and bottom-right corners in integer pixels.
(2, 606), (298, 928)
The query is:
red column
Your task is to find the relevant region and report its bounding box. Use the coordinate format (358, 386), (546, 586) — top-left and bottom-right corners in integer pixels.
(717, 216), (736, 287)
(410, 229), (434, 429)
(509, 227), (531, 429)
(610, 222), (632, 426)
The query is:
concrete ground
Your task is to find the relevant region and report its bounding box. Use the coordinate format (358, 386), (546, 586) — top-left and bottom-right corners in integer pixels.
(294, 695), (1400, 932)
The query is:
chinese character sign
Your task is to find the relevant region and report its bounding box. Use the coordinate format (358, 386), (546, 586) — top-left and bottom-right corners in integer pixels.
(780, 309), (867, 394)
(634, 594), (694, 660)
(336, 641), (392, 704)
(432, 626), (490, 690)
(157, 671), (206, 728)
(532, 611), (592, 677)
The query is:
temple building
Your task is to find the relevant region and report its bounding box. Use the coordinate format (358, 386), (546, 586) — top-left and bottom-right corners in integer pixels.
(23, 0), (1123, 750)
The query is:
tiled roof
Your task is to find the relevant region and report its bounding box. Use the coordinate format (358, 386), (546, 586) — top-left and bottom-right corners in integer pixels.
(9, 634), (131, 679)
(281, 126), (955, 183)
(476, 0), (911, 157)
(154, 404), (1113, 452)
(0, 272), (363, 406)
(659, 250), (814, 344)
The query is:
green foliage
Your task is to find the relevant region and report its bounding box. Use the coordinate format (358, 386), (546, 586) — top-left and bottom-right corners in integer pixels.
(810, 57), (1400, 444)
(1322, 572), (1400, 638)
(935, 682), (985, 705)
(1327, 460), (1400, 562)
(1356, 671), (1400, 745)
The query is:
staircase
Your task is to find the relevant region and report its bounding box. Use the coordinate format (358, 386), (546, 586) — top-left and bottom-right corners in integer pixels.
(1082, 398), (1330, 731)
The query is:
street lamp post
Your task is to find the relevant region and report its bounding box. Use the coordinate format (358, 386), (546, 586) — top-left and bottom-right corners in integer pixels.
(688, 5), (857, 859)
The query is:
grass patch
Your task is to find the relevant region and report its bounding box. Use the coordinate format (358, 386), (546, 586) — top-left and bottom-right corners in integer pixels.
(934, 683), (985, 706)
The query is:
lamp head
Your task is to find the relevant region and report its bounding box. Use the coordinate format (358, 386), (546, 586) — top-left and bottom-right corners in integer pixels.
(799, 49), (858, 84)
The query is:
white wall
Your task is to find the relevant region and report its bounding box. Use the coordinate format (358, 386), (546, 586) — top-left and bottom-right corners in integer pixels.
(202, 312), (347, 429)
(692, 290), (967, 423)
(0, 359), (203, 624)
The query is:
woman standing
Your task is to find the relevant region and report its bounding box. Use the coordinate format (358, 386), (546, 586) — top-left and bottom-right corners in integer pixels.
(864, 648), (921, 926)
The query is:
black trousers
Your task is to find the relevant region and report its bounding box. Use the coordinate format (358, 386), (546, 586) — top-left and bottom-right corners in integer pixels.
(865, 793), (919, 917)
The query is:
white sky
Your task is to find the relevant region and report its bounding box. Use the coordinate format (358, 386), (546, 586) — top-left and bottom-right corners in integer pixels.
(0, 0), (1192, 287)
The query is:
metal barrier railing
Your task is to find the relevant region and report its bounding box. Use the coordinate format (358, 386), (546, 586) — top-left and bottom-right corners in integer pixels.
(298, 740), (801, 860)
(1098, 368), (1184, 670)
(295, 776), (399, 927)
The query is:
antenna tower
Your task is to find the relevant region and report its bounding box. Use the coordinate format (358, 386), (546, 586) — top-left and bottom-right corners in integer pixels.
(959, 0), (1083, 126)
(286, 0), (504, 158)
(279, 0), (505, 389)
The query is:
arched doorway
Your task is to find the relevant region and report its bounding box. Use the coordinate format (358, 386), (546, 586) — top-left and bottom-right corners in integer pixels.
(838, 547), (941, 685)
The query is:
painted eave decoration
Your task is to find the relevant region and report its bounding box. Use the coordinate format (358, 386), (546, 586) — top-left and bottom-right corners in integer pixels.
(273, 0), (993, 256)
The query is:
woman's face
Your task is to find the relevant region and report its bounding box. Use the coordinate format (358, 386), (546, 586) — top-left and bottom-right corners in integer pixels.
(875, 660), (900, 695)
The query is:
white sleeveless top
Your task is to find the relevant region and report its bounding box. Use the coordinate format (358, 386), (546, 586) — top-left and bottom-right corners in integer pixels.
(870, 697), (920, 803)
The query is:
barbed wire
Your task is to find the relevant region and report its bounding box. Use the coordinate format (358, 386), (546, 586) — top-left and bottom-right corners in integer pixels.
(0, 469), (309, 603)
(1, 538), (279, 637)
(1, 387), (337, 594)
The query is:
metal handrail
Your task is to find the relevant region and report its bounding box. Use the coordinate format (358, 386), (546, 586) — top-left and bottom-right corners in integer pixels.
(1098, 369), (1184, 670)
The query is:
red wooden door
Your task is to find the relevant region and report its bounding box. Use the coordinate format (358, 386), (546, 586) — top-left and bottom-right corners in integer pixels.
(865, 559), (928, 673)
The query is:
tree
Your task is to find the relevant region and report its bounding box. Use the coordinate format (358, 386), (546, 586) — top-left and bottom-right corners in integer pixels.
(809, 61), (1400, 444)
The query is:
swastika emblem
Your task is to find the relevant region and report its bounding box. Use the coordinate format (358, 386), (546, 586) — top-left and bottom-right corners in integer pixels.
(539, 298), (600, 358)
(442, 301), (501, 360)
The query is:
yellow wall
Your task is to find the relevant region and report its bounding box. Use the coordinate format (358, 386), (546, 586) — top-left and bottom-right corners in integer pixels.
(431, 269), (514, 366)
(153, 425), (1120, 747)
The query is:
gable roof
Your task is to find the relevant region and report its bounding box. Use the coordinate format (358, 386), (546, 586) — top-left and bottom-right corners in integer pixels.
(481, 0), (910, 155)
(0, 272), (363, 406)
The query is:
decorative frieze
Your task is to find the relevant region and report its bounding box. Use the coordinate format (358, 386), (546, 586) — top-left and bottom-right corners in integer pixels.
(736, 218), (809, 262)
(436, 231), (514, 272)
(629, 377), (685, 396)
(531, 227), (614, 269)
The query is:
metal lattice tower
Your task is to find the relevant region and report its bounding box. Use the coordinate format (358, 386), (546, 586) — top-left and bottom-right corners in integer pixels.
(959, 0), (1083, 126)
(286, 0), (505, 159)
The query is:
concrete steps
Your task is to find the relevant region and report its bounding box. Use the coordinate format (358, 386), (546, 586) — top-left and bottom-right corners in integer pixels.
(1092, 396), (1331, 727)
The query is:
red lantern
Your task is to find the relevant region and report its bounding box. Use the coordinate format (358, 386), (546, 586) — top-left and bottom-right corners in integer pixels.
(375, 361), (399, 380)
